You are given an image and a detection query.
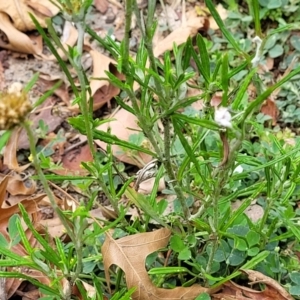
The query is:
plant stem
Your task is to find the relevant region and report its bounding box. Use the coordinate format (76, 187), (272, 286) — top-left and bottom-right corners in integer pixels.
(163, 118), (191, 222)
(74, 21), (97, 160)
(23, 120), (75, 299)
(123, 0), (133, 71)
(23, 121), (75, 241)
(206, 129), (243, 274)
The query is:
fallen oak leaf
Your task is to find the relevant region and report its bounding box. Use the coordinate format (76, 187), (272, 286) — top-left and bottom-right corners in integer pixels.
(0, 0), (59, 32)
(0, 174), (36, 196)
(16, 97), (64, 150)
(102, 228), (216, 300)
(242, 270), (294, 300)
(89, 50), (123, 111)
(0, 177), (43, 235)
(0, 12), (42, 55)
(0, 1), (58, 54)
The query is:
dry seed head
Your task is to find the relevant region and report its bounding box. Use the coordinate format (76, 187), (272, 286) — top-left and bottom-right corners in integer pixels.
(0, 84), (32, 130)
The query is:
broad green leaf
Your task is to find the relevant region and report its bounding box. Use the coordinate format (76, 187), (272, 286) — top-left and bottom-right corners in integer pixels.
(195, 293), (211, 300)
(247, 247), (260, 256)
(269, 44), (284, 58)
(246, 230), (260, 247)
(178, 247), (192, 260)
(170, 235), (185, 252)
(227, 249), (246, 266)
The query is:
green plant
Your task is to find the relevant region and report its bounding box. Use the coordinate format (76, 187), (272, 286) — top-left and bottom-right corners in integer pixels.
(1, 0), (300, 298)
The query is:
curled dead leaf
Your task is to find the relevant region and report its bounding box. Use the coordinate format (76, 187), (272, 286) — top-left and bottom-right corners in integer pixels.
(0, 174), (36, 196)
(0, 12), (43, 55)
(214, 270), (293, 300)
(0, 0), (59, 32)
(3, 128), (31, 172)
(0, 1), (59, 54)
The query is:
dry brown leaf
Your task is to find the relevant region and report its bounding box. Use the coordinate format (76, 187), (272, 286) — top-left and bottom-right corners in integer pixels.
(3, 128), (31, 172)
(0, 0), (59, 31)
(89, 50), (122, 111)
(0, 1), (58, 54)
(0, 174), (36, 196)
(138, 177), (166, 194)
(261, 98), (279, 126)
(214, 271), (293, 300)
(243, 270), (293, 300)
(94, 0), (109, 13)
(0, 12), (43, 55)
(16, 97), (64, 150)
(95, 108), (153, 167)
(40, 207), (106, 238)
(0, 177), (43, 236)
(102, 228), (215, 300)
(154, 10), (204, 57)
(52, 143), (94, 176)
(0, 176), (46, 298)
(39, 78), (71, 106)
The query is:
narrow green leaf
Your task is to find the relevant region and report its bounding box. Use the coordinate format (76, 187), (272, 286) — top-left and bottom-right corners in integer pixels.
(205, 0), (248, 57)
(232, 146), (300, 181)
(173, 113), (219, 130)
(30, 14), (78, 97)
(16, 218), (32, 254)
(221, 183), (265, 231)
(0, 271), (60, 296)
(33, 80), (62, 109)
(221, 53), (229, 106)
(211, 250), (270, 287)
(148, 267), (189, 275)
(251, 0), (262, 37)
(24, 73), (39, 92)
(173, 119), (207, 186)
(232, 68), (256, 110)
(0, 130), (12, 152)
(19, 204), (61, 266)
(196, 34), (210, 79)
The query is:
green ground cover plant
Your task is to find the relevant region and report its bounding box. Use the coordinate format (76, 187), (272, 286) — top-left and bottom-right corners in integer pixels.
(1, 0), (300, 299)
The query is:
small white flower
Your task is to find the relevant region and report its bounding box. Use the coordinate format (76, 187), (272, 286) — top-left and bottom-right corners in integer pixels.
(234, 165), (243, 173)
(214, 106), (232, 128)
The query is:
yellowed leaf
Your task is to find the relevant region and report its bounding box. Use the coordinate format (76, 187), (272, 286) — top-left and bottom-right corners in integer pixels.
(102, 228), (215, 299)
